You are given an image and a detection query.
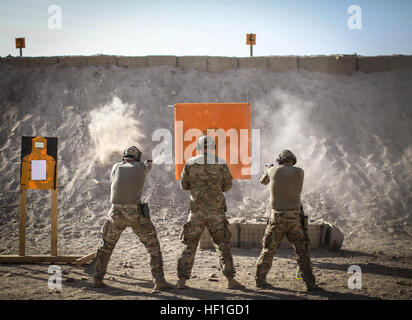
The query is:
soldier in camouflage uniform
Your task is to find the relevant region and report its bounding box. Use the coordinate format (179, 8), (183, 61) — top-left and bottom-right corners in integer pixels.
(93, 146), (173, 291)
(176, 135), (243, 289)
(255, 150), (320, 291)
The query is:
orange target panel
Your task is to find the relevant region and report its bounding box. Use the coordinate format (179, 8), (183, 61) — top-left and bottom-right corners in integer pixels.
(174, 103), (251, 180)
(20, 136), (58, 190)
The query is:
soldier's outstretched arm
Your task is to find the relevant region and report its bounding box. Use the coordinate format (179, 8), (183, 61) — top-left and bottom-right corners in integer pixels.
(180, 164), (191, 190)
(259, 169), (270, 185)
(221, 164), (233, 192)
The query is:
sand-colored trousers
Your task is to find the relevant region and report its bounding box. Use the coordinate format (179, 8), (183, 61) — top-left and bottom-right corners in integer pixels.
(255, 210), (316, 286)
(177, 209), (235, 279)
(94, 206), (165, 282)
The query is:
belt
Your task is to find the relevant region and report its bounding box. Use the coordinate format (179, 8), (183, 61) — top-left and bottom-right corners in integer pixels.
(272, 210), (302, 219)
(112, 203), (141, 208)
(272, 209), (301, 214)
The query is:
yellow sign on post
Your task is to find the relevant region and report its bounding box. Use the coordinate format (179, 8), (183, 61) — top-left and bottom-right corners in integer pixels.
(15, 38), (26, 49)
(15, 37), (25, 57)
(246, 33), (256, 57)
(246, 33), (256, 45)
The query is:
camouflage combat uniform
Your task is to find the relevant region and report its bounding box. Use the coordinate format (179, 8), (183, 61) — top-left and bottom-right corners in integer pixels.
(94, 156), (166, 284)
(177, 152), (236, 280)
(94, 205), (165, 283)
(255, 162), (316, 288)
(255, 209), (316, 286)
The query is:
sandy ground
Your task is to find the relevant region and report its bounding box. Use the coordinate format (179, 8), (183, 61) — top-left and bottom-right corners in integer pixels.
(1, 233), (411, 300)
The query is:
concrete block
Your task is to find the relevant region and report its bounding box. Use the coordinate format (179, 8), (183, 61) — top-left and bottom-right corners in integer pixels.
(199, 223), (322, 250)
(87, 55), (117, 66)
(267, 56), (298, 72)
(307, 224), (322, 249)
(59, 56), (89, 67)
(312, 219), (344, 250)
(299, 56), (330, 73)
(177, 56), (208, 72)
(199, 223), (240, 249)
(238, 57), (269, 70)
(330, 55), (358, 75)
(358, 56), (391, 73)
(274, 224), (321, 249)
(147, 55), (177, 67)
(117, 56), (147, 68)
(324, 223), (344, 250)
(207, 57), (238, 72)
(27, 57), (59, 67)
(238, 224), (294, 249)
(239, 224), (266, 249)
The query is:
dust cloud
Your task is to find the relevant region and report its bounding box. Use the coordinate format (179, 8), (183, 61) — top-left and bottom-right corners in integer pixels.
(88, 96), (145, 165)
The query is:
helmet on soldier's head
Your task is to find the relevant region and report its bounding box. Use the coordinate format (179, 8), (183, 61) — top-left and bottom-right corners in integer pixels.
(122, 146), (142, 162)
(276, 149), (297, 165)
(196, 135), (216, 151)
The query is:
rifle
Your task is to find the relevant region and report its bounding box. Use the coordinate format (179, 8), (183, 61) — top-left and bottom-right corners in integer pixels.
(300, 204), (311, 250)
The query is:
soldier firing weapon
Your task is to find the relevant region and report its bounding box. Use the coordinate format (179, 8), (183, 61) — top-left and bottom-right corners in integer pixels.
(255, 149), (320, 291)
(263, 162), (311, 250)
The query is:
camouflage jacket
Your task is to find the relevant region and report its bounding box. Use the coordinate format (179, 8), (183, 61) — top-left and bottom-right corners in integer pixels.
(180, 152), (232, 211)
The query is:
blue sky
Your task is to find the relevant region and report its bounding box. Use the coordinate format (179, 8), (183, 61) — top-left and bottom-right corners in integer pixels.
(1, 0), (411, 57)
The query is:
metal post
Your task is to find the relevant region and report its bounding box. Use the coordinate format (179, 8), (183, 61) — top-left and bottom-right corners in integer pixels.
(19, 48), (22, 57)
(250, 44), (253, 57)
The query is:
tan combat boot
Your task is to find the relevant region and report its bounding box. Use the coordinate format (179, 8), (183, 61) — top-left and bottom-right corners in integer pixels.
(153, 279), (174, 291)
(306, 283), (322, 292)
(255, 277), (268, 288)
(93, 277), (106, 288)
(227, 277), (243, 289)
(176, 278), (187, 289)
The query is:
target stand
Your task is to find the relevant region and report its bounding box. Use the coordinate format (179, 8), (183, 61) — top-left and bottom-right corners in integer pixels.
(0, 136), (95, 266)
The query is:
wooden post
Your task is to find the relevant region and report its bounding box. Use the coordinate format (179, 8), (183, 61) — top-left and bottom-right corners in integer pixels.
(19, 189), (27, 256)
(0, 255), (83, 263)
(51, 189), (58, 256)
(76, 253), (96, 266)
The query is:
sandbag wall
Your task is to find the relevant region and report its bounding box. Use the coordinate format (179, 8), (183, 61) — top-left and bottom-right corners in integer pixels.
(199, 221), (344, 251)
(1, 55), (412, 75)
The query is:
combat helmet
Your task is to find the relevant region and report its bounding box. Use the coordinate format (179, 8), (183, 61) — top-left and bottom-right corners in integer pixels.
(122, 146), (142, 162)
(276, 149), (297, 165)
(196, 135), (216, 151)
